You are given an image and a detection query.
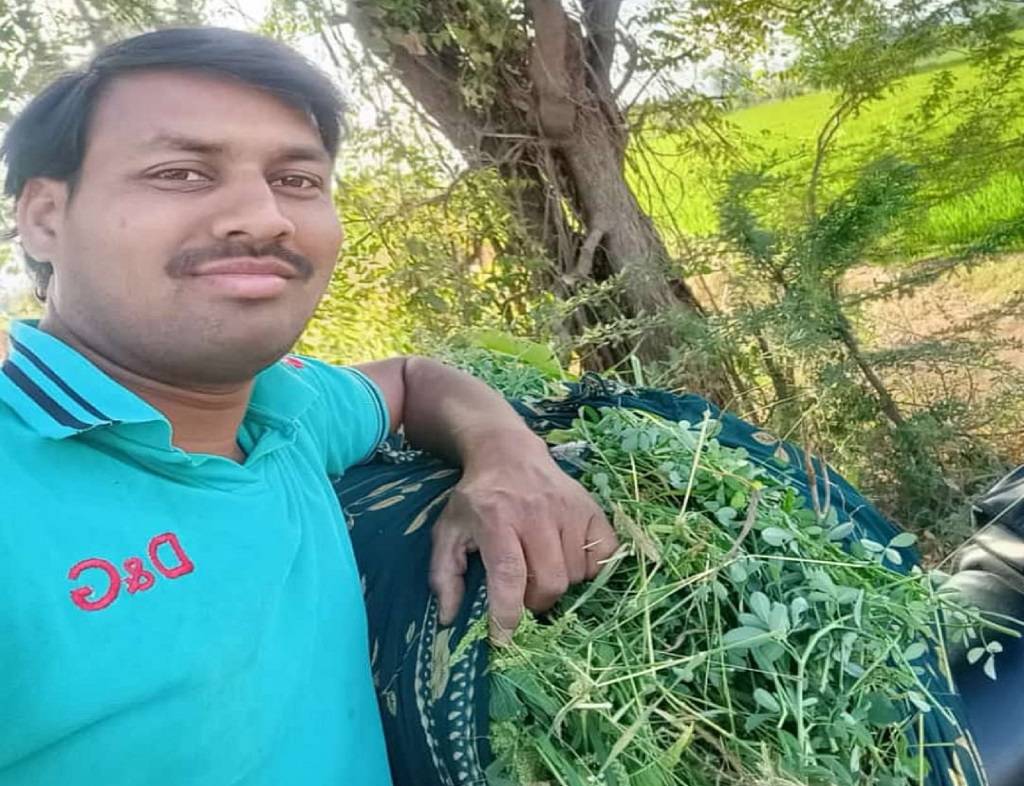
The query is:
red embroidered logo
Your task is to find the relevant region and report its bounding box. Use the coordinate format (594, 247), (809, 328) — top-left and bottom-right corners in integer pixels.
(68, 532), (195, 612)
(282, 355), (305, 369)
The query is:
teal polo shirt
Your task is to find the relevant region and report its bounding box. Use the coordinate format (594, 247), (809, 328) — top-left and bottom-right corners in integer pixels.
(0, 320), (394, 786)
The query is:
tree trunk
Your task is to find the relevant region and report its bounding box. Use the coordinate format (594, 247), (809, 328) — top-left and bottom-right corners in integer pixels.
(342, 0), (735, 403)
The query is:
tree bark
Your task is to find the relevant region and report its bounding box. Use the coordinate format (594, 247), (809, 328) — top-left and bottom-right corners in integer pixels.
(343, 0), (735, 403)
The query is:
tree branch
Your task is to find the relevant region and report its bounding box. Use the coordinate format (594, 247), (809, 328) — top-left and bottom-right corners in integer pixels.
(581, 0), (623, 96)
(806, 93), (858, 220)
(526, 0), (580, 140)
(342, 3), (487, 157)
(612, 31), (639, 101)
(563, 225), (608, 285)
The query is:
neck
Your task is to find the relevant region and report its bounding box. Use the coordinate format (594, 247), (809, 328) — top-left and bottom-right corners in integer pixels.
(39, 316), (251, 462)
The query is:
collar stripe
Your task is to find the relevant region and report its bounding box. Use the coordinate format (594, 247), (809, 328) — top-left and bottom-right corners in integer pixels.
(10, 336), (112, 422)
(1, 361), (92, 430)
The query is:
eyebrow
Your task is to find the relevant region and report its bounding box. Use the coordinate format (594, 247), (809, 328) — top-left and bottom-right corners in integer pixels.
(141, 133), (331, 165)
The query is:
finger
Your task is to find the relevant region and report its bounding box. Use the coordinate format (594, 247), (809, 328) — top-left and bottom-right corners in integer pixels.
(561, 513), (587, 585)
(583, 508), (618, 578)
(476, 523), (528, 644)
(519, 520), (570, 613)
(429, 521), (469, 626)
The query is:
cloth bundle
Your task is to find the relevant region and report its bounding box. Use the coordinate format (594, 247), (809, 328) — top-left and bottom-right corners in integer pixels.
(335, 376), (987, 786)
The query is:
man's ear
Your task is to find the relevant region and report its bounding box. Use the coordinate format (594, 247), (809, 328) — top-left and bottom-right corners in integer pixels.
(16, 178), (68, 263)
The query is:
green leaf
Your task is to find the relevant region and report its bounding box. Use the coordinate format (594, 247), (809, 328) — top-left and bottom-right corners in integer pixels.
(464, 329), (564, 378)
(889, 532), (917, 549)
(753, 688), (781, 713)
(755, 641), (786, 665)
(984, 654), (998, 680)
(790, 596), (809, 623)
(907, 691), (931, 713)
(499, 668), (560, 717)
(844, 662), (866, 678)
(769, 603), (790, 635)
(728, 562), (749, 583)
(723, 626), (771, 648)
(715, 506), (738, 524)
(489, 675), (525, 722)
(836, 586), (861, 605)
(749, 592), (772, 622)
(828, 522), (855, 541)
(884, 547), (903, 566)
(761, 527), (792, 547)
(967, 646), (986, 665)
(867, 693), (901, 726)
(902, 642), (927, 662)
(738, 613), (765, 628)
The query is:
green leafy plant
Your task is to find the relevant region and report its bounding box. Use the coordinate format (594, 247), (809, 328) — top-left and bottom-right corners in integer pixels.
(485, 406), (1007, 786)
(437, 332), (568, 400)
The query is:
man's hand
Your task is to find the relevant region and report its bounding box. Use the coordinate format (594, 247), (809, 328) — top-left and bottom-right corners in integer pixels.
(428, 439), (618, 642)
(355, 356), (619, 642)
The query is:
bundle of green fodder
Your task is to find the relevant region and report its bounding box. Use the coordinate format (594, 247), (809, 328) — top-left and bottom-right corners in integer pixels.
(483, 405), (1000, 786)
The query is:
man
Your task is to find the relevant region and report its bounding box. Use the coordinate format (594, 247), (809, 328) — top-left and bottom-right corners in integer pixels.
(0, 27), (617, 785)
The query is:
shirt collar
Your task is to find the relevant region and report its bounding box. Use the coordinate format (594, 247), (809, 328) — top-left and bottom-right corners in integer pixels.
(1, 320), (317, 440)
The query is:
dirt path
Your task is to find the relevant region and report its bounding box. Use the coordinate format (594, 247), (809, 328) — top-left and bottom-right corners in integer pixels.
(845, 254), (1024, 371)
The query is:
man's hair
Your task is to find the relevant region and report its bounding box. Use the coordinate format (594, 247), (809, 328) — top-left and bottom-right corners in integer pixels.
(1, 26), (346, 300)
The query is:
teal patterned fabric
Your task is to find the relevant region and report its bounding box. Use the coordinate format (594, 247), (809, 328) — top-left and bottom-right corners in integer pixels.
(338, 462), (491, 786)
(335, 375), (987, 786)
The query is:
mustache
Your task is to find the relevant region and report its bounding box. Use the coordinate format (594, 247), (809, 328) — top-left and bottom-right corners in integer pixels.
(167, 242), (314, 280)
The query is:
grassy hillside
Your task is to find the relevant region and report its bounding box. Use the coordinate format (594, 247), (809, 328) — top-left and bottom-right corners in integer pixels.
(633, 51), (1024, 259)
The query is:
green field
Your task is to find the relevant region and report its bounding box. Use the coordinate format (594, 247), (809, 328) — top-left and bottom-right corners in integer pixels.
(633, 51), (1024, 259)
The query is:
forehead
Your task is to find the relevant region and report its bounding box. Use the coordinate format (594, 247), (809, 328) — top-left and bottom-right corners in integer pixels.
(84, 70), (327, 160)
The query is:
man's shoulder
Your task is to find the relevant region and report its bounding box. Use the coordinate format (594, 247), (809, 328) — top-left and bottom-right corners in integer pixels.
(0, 396), (35, 447)
(272, 355), (380, 409)
(267, 356), (389, 469)
(254, 354), (385, 437)
(0, 401), (68, 514)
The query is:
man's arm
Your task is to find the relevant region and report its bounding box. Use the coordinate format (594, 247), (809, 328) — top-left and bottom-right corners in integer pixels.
(355, 356), (618, 641)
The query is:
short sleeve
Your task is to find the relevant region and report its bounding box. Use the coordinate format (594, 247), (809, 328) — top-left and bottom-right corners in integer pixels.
(293, 356), (391, 475)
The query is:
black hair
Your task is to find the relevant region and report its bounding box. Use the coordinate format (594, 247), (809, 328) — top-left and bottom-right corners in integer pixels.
(1, 26), (346, 300)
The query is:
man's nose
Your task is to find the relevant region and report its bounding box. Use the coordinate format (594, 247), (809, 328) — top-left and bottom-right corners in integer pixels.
(210, 175), (295, 244)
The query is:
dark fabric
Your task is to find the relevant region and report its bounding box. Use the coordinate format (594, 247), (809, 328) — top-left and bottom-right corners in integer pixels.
(972, 465), (1024, 536)
(337, 376), (988, 786)
(946, 567), (1024, 786)
(948, 466), (1024, 786)
(337, 459), (490, 786)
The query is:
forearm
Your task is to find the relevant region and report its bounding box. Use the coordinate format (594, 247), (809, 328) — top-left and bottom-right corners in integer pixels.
(399, 357), (547, 467)
(355, 356), (548, 467)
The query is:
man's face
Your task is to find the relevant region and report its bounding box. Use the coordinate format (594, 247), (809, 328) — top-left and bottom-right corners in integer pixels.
(27, 70), (342, 385)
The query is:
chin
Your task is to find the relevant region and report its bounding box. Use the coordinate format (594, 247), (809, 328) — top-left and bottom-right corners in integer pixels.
(161, 329), (303, 385)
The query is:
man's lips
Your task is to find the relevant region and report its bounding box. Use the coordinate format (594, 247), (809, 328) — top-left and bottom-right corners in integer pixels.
(187, 256), (298, 299)
(189, 256), (298, 278)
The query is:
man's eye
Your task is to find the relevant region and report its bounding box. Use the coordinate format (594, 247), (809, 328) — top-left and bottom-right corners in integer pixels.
(153, 169), (208, 182)
(272, 174), (321, 190)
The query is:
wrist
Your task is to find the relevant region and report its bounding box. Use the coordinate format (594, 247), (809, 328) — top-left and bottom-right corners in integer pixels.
(458, 423), (549, 468)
